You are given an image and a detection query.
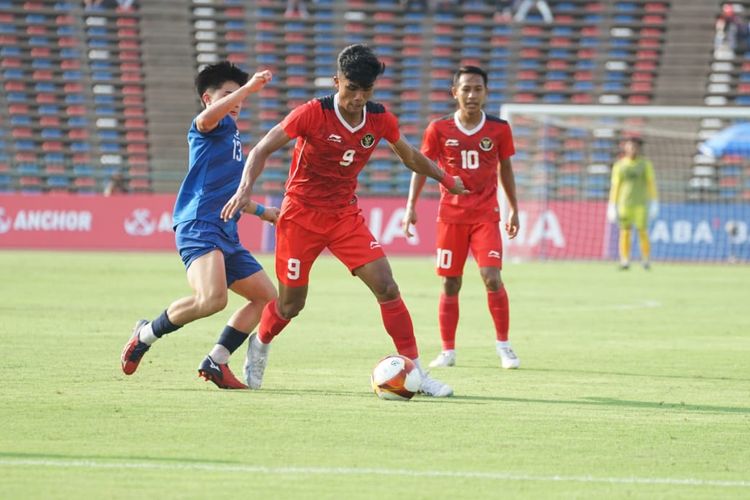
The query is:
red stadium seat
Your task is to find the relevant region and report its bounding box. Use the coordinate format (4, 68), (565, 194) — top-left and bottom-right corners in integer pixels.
(68, 129), (89, 140)
(12, 128), (33, 138)
(40, 116), (61, 126)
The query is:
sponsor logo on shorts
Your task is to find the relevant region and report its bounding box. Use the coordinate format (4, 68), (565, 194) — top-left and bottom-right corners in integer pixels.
(479, 137), (494, 151)
(445, 139), (459, 147)
(327, 134), (343, 143)
(370, 240), (381, 249)
(487, 250), (501, 259)
(360, 133), (376, 148)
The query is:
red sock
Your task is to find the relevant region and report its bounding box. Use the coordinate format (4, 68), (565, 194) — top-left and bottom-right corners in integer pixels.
(487, 287), (510, 342)
(379, 297), (418, 359)
(438, 293), (459, 350)
(258, 300), (290, 344)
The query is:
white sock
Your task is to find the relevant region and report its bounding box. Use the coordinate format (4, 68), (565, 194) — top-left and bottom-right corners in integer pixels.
(253, 334), (270, 353)
(138, 322), (159, 345)
(496, 340), (511, 350)
(412, 357), (426, 376)
(209, 345), (231, 364)
(442, 349), (455, 355)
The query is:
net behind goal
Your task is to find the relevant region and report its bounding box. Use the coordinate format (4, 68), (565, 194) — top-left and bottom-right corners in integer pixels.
(498, 105), (750, 263)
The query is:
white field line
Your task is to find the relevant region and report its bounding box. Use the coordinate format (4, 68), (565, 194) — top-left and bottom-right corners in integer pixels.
(1, 458), (748, 488)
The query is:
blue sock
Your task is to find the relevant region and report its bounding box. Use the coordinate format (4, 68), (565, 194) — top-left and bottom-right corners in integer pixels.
(217, 326), (249, 354)
(151, 310), (181, 338)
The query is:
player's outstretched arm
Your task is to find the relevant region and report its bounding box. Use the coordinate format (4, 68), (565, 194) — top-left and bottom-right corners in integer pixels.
(221, 124), (291, 222)
(196, 70), (272, 133)
(402, 173), (427, 238)
(389, 136), (468, 195)
(499, 157), (520, 239)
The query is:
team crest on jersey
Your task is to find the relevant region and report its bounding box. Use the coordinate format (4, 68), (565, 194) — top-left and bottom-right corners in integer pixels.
(479, 137), (494, 151)
(445, 139), (459, 147)
(360, 133), (375, 148)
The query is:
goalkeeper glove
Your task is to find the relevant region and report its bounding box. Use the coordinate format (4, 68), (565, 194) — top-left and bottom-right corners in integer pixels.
(606, 202), (617, 223)
(648, 200), (659, 220)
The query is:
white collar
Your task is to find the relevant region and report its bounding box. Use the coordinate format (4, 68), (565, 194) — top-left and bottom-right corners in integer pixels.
(454, 110), (485, 136)
(334, 93), (366, 133)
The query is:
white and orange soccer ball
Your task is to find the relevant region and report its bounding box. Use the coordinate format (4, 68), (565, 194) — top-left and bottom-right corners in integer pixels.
(371, 354), (422, 401)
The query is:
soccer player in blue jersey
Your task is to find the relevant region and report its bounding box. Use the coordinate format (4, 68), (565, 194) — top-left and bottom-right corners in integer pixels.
(121, 62), (278, 389)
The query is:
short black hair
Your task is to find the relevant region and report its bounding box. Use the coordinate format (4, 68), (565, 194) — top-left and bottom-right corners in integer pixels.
(624, 136), (644, 145)
(337, 44), (385, 88)
(453, 65), (488, 87)
(194, 61), (249, 99)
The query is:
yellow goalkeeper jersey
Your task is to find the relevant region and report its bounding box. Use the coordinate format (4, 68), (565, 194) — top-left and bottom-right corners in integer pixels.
(609, 156), (658, 208)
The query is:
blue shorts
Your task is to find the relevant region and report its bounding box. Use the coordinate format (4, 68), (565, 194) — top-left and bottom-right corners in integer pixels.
(174, 219), (263, 287)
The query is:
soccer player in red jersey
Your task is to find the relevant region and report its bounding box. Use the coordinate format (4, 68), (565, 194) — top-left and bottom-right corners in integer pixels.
(401, 65), (522, 369)
(221, 44), (467, 397)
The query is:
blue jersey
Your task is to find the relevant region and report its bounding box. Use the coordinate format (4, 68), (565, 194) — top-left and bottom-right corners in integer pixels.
(173, 115), (244, 234)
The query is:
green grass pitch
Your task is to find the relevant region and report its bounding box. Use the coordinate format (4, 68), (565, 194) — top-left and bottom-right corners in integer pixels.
(0, 250), (748, 499)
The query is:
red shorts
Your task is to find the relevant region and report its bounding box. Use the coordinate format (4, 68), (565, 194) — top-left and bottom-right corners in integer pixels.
(274, 197), (386, 286)
(435, 220), (503, 277)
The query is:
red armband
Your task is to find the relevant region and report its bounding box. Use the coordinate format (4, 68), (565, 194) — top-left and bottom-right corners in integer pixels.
(439, 172), (456, 190)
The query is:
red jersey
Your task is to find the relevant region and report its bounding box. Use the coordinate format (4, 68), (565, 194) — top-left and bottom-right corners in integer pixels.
(421, 111), (515, 224)
(280, 94), (400, 210)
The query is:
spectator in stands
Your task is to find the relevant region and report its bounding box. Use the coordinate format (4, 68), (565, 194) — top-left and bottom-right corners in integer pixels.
(103, 171), (128, 196)
(490, 0), (517, 22)
(401, 0), (458, 13)
(116, 0), (135, 12)
(401, 65), (521, 370)
(513, 0), (553, 23)
(607, 137), (659, 270)
(83, 0), (104, 10)
(715, 4), (749, 56)
(121, 62), (279, 390)
(285, 0), (309, 18)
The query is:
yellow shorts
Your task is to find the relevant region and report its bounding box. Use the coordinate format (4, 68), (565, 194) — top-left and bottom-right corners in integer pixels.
(618, 204), (647, 230)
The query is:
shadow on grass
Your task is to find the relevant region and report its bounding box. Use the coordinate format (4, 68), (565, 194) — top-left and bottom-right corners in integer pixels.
(449, 395), (750, 414)
(152, 388), (750, 413)
(0, 450), (241, 465)
(523, 367), (750, 384)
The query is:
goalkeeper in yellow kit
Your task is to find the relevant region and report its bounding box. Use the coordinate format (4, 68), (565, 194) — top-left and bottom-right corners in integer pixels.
(607, 137), (659, 270)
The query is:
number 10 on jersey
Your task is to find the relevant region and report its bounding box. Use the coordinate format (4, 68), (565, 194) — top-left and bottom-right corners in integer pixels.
(460, 150), (479, 170)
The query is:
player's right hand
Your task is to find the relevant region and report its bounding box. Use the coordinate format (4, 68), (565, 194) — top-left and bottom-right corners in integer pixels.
(221, 189), (250, 222)
(606, 202), (617, 223)
(401, 207), (418, 238)
(448, 175), (469, 195)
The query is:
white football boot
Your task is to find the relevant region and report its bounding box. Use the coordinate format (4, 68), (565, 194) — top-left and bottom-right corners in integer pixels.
(244, 333), (270, 389)
(428, 350), (456, 368)
(418, 372), (454, 397)
(497, 345), (520, 369)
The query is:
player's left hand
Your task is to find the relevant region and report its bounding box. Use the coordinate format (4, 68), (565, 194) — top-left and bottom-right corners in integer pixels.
(260, 206), (280, 224)
(505, 209), (520, 239)
(221, 189), (250, 222)
(401, 207), (418, 237)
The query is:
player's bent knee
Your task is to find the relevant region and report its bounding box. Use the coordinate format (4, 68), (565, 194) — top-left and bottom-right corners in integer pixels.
(443, 278), (461, 295)
(196, 292), (228, 317)
(278, 299), (304, 319)
(483, 277), (501, 291)
(371, 280), (400, 301)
